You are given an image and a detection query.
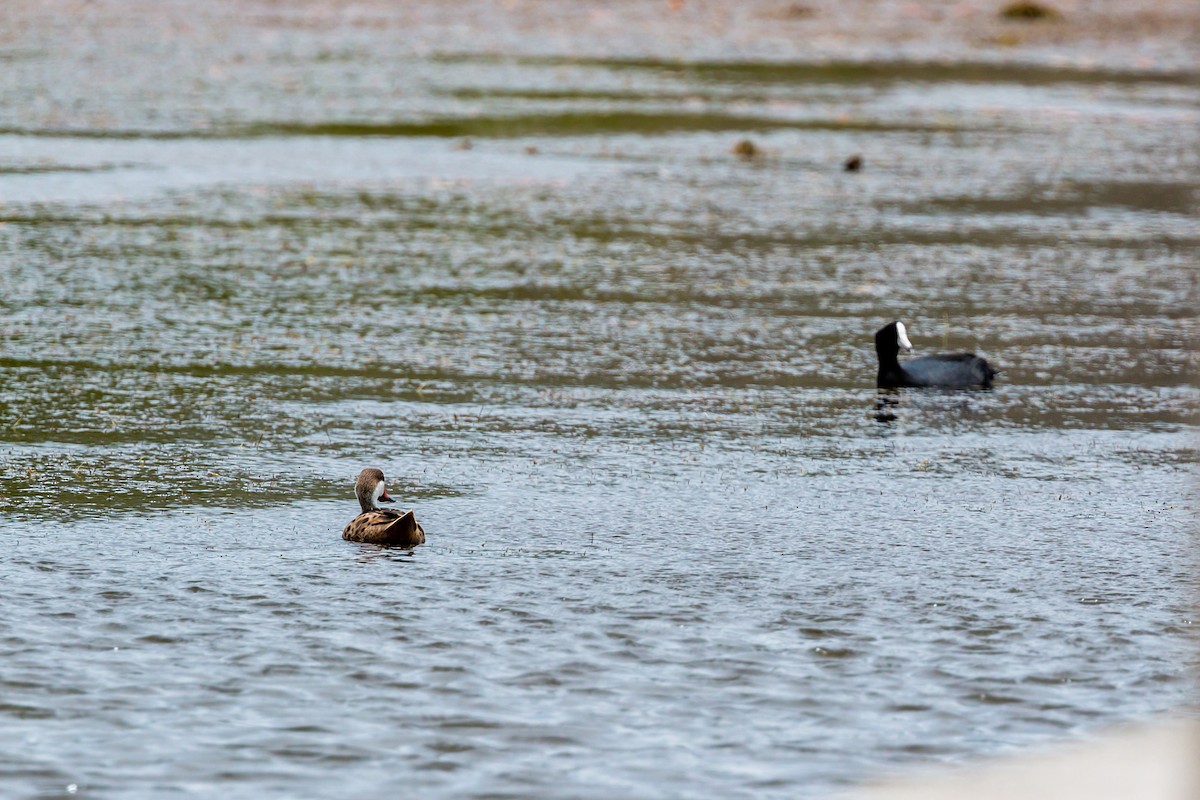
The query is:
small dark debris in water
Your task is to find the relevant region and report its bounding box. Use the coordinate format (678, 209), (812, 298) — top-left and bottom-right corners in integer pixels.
(1000, 1), (1060, 20)
(777, 3), (815, 19)
(732, 139), (761, 159)
(454, 138), (473, 150)
(524, 145), (539, 155)
(843, 154), (862, 172)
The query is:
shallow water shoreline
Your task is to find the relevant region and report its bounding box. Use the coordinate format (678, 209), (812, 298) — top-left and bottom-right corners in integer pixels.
(842, 717), (1200, 799)
(6, 0), (1198, 70)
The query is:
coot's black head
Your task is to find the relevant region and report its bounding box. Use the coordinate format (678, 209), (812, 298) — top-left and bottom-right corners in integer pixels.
(874, 321), (913, 360)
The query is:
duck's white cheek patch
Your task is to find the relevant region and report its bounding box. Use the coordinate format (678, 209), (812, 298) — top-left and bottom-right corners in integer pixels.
(896, 322), (913, 350)
(372, 483), (385, 505)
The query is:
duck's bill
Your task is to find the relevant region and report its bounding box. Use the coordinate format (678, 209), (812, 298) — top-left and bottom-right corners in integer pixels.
(379, 491), (395, 503)
(896, 322), (914, 352)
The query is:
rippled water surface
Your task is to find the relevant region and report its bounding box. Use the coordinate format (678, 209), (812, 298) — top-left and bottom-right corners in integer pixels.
(1, 3), (1198, 798)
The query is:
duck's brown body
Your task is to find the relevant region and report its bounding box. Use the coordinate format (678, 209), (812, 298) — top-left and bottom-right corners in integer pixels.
(343, 508), (425, 547)
(342, 467), (426, 548)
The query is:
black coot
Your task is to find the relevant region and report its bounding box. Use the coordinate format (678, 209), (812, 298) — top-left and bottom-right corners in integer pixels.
(875, 321), (997, 389)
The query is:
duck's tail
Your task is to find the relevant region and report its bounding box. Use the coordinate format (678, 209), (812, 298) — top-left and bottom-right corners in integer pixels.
(382, 509), (425, 546)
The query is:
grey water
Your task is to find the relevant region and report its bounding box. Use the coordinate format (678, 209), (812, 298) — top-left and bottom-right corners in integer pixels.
(1, 4), (1198, 799)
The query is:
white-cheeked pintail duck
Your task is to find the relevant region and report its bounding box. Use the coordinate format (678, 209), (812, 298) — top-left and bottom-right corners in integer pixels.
(342, 467), (425, 547)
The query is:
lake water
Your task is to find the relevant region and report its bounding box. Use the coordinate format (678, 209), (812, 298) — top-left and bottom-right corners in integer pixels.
(1, 3), (1197, 798)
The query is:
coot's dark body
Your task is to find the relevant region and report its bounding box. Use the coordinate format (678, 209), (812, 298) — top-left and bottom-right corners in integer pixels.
(875, 321), (997, 389)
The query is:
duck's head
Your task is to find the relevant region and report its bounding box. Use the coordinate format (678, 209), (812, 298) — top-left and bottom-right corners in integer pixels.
(875, 320), (914, 358)
(355, 467), (396, 512)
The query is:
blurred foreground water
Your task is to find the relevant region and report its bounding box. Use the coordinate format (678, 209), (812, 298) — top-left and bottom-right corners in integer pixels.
(0, 2), (1197, 797)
